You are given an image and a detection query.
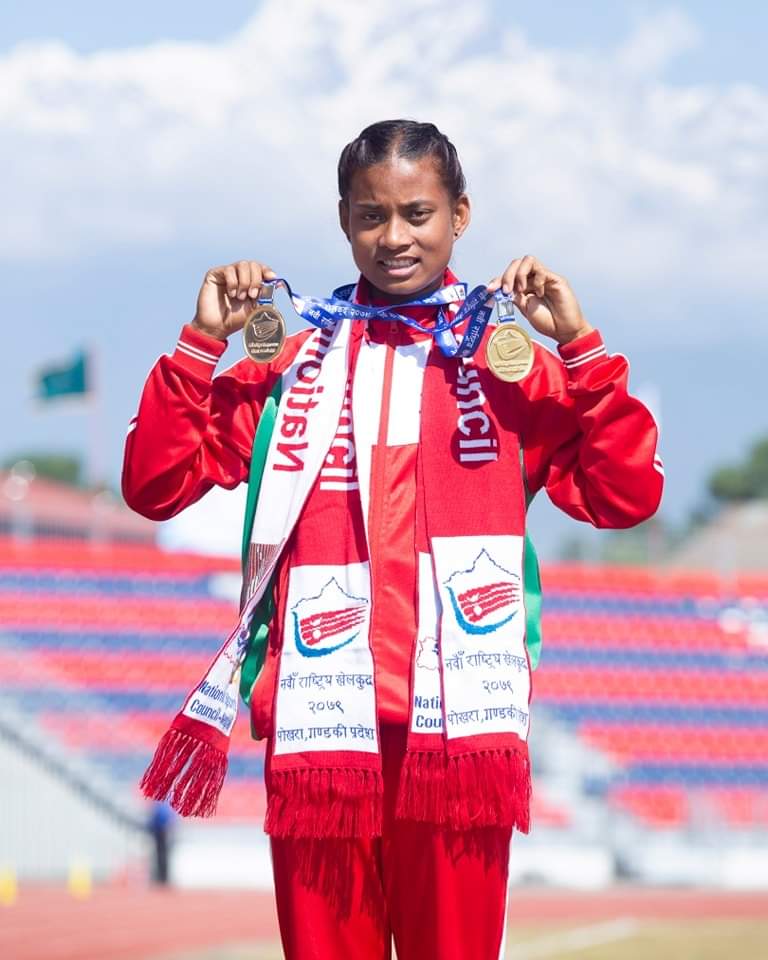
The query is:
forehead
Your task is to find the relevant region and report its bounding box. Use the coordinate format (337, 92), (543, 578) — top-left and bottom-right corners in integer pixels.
(348, 154), (448, 205)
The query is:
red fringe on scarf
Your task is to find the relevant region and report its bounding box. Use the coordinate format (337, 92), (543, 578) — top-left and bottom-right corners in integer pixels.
(265, 767), (384, 838)
(395, 747), (531, 832)
(140, 727), (227, 818)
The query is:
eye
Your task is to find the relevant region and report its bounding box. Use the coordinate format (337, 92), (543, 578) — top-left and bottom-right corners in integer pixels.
(410, 209), (431, 223)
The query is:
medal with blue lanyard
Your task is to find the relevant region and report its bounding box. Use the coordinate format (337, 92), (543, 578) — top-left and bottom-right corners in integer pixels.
(485, 296), (535, 382)
(242, 284), (287, 362)
(242, 278), (529, 372)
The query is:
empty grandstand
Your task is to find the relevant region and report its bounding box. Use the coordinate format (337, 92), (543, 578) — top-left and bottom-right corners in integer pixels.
(1, 479), (767, 889)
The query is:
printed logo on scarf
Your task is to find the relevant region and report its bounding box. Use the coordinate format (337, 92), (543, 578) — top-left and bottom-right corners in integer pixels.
(274, 562), (378, 756)
(291, 577), (367, 657)
(444, 549), (521, 635)
(432, 536), (531, 742)
(416, 636), (439, 670)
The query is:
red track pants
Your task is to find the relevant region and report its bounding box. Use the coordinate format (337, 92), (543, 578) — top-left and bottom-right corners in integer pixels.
(270, 726), (512, 959)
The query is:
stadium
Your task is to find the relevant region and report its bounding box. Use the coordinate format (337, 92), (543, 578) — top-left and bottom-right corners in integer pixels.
(1, 466), (767, 959)
(4, 3), (768, 958)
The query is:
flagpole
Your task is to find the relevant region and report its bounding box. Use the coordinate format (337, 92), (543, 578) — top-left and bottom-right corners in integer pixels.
(30, 349), (105, 542)
(87, 343), (112, 547)
(87, 342), (106, 489)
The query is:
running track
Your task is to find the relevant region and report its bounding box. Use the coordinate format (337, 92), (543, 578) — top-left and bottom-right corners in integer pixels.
(2, 886), (767, 960)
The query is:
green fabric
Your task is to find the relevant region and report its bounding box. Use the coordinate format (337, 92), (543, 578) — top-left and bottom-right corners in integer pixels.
(239, 377), (282, 708)
(240, 378), (283, 566)
(521, 451), (543, 670)
(522, 532), (543, 670)
(36, 351), (89, 401)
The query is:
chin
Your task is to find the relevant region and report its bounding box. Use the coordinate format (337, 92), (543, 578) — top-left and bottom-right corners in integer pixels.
(370, 268), (442, 299)
(376, 275), (422, 293)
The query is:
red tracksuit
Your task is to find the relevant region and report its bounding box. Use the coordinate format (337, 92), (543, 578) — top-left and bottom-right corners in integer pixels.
(123, 311), (662, 959)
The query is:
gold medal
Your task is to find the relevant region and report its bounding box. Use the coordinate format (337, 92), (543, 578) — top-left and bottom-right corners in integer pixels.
(243, 284), (286, 363)
(486, 323), (534, 382)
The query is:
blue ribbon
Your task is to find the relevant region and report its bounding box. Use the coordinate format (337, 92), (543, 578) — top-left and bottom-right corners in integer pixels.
(264, 278), (511, 359)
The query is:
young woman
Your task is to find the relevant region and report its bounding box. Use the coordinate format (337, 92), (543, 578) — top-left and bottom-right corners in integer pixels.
(123, 120), (663, 960)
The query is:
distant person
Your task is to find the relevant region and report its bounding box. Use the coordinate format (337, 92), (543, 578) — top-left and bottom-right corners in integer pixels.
(123, 119), (663, 959)
(147, 801), (173, 886)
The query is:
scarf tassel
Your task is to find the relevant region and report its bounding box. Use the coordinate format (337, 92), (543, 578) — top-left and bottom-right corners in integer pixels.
(265, 767), (384, 838)
(396, 747), (531, 832)
(140, 727), (227, 818)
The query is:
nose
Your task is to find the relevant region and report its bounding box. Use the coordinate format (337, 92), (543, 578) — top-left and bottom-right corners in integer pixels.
(380, 214), (411, 250)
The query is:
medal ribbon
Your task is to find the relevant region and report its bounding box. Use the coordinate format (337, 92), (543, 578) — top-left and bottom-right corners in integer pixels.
(262, 278), (511, 359)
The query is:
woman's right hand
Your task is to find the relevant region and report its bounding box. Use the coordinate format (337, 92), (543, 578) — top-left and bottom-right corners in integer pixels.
(191, 260), (277, 340)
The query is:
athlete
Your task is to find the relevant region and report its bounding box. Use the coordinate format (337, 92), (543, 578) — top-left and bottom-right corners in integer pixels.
(123, 119), (663, 960)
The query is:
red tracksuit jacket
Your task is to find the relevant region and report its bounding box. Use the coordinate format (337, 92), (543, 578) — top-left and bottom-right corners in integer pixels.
(123, 313), (663, 726)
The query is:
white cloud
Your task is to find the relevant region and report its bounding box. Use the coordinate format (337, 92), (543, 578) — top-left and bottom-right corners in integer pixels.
(2, 0), (767, 335)
(614, 8), (699, 75)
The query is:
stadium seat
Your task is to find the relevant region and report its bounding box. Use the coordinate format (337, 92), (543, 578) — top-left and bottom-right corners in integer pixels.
(2, 535), (768, 832)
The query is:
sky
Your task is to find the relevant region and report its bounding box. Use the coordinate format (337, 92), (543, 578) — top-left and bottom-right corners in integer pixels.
(2, 1), (767, 560)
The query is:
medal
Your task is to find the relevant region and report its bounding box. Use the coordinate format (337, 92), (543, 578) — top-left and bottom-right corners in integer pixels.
(238, 277), (504, 362)
(243, 283), (286, 363)
(486, 298), (534, 382)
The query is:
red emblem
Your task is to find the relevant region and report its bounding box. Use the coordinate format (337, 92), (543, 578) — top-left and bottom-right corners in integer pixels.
(457, 581), (521, 624)
(299, 606), (367, 646)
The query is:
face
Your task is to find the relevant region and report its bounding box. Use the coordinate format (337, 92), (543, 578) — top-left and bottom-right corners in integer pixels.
(339, 154), (470, 302)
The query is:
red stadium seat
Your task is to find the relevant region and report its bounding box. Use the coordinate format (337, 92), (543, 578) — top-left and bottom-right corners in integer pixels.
(3, 536), (768, 832)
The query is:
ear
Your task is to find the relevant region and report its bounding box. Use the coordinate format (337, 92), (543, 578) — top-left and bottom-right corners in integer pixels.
(452, 194), (471, 240)
(338, 199), (351, 242)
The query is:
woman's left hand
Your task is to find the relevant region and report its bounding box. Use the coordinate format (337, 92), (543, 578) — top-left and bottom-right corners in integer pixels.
(487, 256), (594, 346)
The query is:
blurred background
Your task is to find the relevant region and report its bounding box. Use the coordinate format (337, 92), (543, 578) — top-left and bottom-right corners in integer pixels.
(1, 1), (767, 958)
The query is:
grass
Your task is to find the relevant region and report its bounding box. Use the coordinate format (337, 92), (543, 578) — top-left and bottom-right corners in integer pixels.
(156, 918), (768, 960)
(505, 919), (768, 959)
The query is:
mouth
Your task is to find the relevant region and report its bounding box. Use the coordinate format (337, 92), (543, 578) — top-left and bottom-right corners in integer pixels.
(377, 257), (420, 278)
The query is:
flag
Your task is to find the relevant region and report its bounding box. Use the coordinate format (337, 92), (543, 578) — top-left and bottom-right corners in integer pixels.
(35, 351), (89, 402)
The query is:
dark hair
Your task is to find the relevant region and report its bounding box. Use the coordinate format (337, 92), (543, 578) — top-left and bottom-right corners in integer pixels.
(338, 119), (466, 202)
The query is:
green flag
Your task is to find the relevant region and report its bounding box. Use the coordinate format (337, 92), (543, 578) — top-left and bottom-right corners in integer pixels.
(36, 351), (89, 402)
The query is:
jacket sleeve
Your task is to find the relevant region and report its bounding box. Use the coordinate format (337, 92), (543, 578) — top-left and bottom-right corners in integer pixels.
(519, 329), (664, 528)
(122, 324), (271, 520)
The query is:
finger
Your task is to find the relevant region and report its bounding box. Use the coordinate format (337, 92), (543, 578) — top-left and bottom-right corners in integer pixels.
(486, 275), (502, 295)
(500, 259), (522, 295)
(513, 291), (531, 316)
(248, 262), (264, 300)
(249, 263), (277, 299)
(235, 261), (252, 300)
(530, 264), (548, 299)
(222, 265), (238, 301)
(514, 255), (536, 296)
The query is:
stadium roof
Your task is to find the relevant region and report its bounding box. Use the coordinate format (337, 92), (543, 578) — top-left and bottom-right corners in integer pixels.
(667, 501), (768, 574)
(0, 470), (155, 545)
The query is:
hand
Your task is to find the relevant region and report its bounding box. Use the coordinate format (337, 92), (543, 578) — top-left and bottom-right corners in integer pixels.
(191, 260), (277, 340)
(487, 256), (594, 346)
